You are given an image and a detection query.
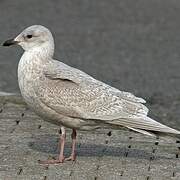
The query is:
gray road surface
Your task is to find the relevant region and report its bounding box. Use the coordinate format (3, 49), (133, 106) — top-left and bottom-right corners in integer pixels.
(0, 0), (180, 97)
(0, 1), (180, 179)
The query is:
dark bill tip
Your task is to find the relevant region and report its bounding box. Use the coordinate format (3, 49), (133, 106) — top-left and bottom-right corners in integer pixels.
(2, 39), (18, 46)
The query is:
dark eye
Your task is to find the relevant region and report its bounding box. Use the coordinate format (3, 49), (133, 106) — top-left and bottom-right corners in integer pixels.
(26, 35), (32, 39)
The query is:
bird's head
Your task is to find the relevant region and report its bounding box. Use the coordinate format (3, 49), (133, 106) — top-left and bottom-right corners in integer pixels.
(3, 25), (54, 54)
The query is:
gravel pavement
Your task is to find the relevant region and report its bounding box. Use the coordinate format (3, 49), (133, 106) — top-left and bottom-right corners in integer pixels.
(0, 1), (180, 179)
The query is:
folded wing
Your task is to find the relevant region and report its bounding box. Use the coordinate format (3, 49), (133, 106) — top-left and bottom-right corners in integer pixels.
(36, 60), (180, 135)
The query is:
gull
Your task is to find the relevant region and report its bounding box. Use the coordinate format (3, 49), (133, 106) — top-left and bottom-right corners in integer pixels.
(3, 25), (180, 164)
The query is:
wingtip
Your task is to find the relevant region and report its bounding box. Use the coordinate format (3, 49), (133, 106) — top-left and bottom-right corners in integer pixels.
(138, 98), (146, 104)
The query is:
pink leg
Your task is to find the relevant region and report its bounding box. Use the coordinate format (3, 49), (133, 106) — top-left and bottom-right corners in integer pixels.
(39, 126), (66, 164)
(65, 129), (77, 161)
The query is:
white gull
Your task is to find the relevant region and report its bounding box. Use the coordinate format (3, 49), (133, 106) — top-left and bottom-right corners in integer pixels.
(3, 25), (180, 164)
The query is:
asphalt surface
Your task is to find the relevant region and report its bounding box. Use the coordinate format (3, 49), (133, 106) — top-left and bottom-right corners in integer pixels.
(0, 1), (180, 179)
(0, 0), (180, 96)
(1, 0), (180, 127)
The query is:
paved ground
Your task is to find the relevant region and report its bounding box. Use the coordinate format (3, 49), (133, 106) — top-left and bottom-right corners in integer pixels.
(1, 0), (180, 98)
(1, 0), (180, 124)
(1, 0), (180, 179)
(0, 95), (180, 180)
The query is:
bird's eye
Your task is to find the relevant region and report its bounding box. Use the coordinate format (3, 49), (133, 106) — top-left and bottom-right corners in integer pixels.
(26, 35), (33, 39)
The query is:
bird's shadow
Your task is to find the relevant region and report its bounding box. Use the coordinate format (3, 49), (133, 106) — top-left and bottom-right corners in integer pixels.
(28, 134), (171, 161)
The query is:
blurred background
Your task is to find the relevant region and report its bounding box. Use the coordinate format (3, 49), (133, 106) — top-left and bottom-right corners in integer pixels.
(0, 0), (180, 127)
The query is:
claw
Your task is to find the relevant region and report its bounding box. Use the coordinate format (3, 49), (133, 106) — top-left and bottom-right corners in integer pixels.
(65, 154), (76, 161)
(38, 156), (65, 165)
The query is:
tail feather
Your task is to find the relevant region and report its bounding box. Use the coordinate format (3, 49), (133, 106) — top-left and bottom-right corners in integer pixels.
(109, 116), (180, 135)
(126, 126), (156, 137)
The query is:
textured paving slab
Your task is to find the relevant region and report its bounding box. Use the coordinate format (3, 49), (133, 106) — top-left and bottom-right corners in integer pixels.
(0, 95), (180, 180)
(0, 1), (180, 180)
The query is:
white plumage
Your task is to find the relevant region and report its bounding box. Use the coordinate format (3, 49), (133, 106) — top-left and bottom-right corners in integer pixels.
(3, 25), (180, 163)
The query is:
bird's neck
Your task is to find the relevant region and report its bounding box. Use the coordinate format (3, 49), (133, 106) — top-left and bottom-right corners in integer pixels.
(25, 42), (54, 61)
(19, 45), (54, 73)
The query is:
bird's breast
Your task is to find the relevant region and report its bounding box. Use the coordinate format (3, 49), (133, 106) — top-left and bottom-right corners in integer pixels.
(18, 53), (43, 107)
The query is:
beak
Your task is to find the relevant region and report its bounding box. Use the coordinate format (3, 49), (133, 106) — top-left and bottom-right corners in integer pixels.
(2, 38), (19, 46)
